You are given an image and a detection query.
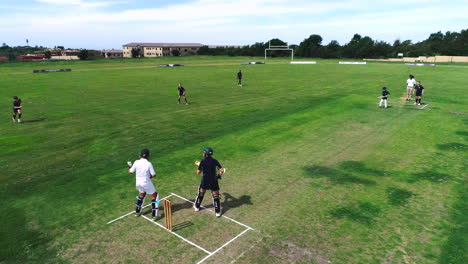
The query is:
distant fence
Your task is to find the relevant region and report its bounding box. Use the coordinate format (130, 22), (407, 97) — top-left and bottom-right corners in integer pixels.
(365, 56), (468, 63)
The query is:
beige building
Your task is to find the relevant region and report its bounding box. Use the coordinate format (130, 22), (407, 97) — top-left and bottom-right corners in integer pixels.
(102, 49), (123, 58)
(122, 43), (204, 58)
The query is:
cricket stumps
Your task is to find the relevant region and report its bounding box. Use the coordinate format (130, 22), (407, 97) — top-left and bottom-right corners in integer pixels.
(163, 199), (172, 231)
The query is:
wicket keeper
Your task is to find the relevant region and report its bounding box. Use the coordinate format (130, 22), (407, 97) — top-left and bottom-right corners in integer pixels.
(12, 96), (22, 123)
(414, 81), (424, 105)
(237, 70), (242, 87)
(128, 149), (159, 220)
(177, 83), (189, 105)
(194, 147), (225, 217)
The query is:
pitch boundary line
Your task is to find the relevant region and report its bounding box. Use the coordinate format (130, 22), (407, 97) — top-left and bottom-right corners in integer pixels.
(107, 192), (254, 263)
(170, 192), (254, 230)
(106, 193), (174, 224)
(196, 228), (251, 264)
(140, 214), (212, 254)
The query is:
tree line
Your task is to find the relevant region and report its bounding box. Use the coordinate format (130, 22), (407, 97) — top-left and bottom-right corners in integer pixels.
(197, 29), (468, 58)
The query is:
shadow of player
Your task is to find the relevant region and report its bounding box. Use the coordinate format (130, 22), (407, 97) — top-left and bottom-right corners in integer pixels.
(222, 193), (253, 214)
(20, 118), (46, 123)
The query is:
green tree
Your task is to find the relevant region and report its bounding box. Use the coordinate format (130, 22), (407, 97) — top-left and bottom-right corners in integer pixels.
(44, 50), (52, 59)
(77, 49), (89, 60)
(171, 49), (180, 56)
(298, 34), (323, 57)
(323, 40), (341, 58)
(131, 47), (141, 58)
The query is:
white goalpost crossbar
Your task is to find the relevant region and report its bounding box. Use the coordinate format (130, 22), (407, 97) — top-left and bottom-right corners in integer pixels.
(264, 41), (294, 61)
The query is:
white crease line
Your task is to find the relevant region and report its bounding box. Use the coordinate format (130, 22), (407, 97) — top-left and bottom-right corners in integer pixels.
(141, 215), (212, 255)
(170, 193), (254, 230)
(196, 228), (251, 264)
(107, 194), (173, 225)
(420, 104), (429, 109)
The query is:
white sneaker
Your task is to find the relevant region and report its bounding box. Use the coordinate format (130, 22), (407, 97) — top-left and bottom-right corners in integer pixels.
(215, 212), (222, 217)
(193, 204), (200, 212)
(17, 119), (21, 123)
(418, 103), (421, 105)
(12, 117), (16, 123)
(414, 102), (417, 105)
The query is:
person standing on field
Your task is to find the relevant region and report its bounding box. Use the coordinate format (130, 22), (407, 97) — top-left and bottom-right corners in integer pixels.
(378, 87), (390, 109)
(414, 81), (424, 105)
(194, 147), (225, 217)
(237, 70), (243, 87)
(177, 83), (189, 105)
(12, 96), (22, 123)
(406, 75), (416, 101)
(128, 149), (159, 220)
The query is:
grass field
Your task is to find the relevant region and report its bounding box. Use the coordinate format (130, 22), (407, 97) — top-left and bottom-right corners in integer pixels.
(0, 56), (466, 264)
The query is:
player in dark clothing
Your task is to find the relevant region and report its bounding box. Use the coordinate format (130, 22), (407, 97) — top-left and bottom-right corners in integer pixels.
(12, 96), (22, 123)
(194, 147), (225, 217)
(177, 83), (189, 105)
(414, 81), (424, 105)
(237, 70), (242, 87)
(378, 87), (390, 109)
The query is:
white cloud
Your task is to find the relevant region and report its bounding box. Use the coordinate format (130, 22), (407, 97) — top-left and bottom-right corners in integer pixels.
(35, 0), (122, 8)
(1, 0), (466, 48)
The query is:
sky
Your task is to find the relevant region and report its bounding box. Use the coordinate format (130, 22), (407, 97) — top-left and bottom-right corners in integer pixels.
(0, 0), (467, 49)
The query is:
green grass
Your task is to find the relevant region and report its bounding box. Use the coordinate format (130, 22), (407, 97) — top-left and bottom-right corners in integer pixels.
(0, 56), (466, 264)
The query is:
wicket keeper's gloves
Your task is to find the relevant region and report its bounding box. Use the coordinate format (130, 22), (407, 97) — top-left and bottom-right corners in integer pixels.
(127, 161), (132, 168)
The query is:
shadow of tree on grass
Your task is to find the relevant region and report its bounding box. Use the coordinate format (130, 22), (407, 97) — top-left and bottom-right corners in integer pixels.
(386, 187), (414, 206)
(303, 165), (376, 185)
(330, 201), (381, 224)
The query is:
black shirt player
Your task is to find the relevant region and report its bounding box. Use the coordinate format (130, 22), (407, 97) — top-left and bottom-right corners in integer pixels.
(12, 96), (22, 123)
(414, 81), (424, 105)
(237, 70), (242, 86)
(194, 147), (225, 217)
(378, 87), (390, 109)
(177, 83), (189, 105)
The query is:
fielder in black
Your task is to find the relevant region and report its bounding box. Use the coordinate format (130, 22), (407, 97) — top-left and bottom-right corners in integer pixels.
(237, 70), (242, 87)
(194, 147), (225, 217)
(378, 87), (390, 109)
(414, 81), (424, 105)
(12, 96), (22, 123)
(177, 83), (189, 105)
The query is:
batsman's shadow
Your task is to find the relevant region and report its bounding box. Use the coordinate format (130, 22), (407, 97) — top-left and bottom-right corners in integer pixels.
(222, 193), (252, 214)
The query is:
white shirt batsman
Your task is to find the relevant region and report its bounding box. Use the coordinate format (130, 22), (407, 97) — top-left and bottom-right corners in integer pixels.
(129, 158), (157, 194)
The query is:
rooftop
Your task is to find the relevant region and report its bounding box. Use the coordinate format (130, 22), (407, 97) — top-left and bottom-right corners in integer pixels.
(123, 43), (204, 48)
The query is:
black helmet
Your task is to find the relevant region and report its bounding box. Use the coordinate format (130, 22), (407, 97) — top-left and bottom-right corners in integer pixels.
(203, 147), (213, 156)
(382, 86), (387, 90)
(140, 148), (150, 158)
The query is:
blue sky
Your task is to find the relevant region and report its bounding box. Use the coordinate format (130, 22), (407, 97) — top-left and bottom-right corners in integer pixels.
(0, 0), (467, 49)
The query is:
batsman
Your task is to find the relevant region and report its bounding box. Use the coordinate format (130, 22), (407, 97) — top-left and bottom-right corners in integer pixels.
(128, 148), (159, 220)
(194, 147), (225, 217)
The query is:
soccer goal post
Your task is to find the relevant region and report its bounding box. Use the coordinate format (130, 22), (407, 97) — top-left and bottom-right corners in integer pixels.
(264, 41), (294, 61)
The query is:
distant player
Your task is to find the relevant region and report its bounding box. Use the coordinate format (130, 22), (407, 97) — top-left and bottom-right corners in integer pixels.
(12, 96), (22, 123)
(237, 70), (242, 87)
(194, 147), (225, 217)
(378, 87), (390, 109)
(177, 83), (189, 105)
(406, 75), (416, 101)
(128, 149), (159, 220)
(414, 81), (424, 105)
